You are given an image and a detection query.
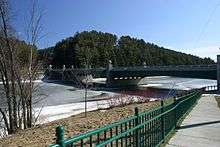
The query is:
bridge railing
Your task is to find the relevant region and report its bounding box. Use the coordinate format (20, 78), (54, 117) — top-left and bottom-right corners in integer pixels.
(49, 90), (202, 147)
(112, 64), (217, 71)
(47, 64), (217, 72)
(204, 85), (218, 92)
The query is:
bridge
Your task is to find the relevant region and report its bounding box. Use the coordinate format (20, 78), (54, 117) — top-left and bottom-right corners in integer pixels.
(46, 55), (220, 89)
(106, 64), (216, 87)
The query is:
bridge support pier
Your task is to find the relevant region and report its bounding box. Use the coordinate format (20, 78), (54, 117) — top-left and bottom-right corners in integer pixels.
(217, 55), (220, 93)
(106, 60), (113, 87)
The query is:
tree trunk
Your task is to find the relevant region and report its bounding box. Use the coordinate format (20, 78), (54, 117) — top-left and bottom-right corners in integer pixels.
(0, 108), (9, 133)
(0, 2), (17, 133)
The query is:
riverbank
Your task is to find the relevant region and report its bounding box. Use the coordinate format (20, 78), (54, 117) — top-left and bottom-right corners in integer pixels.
(0, 101), (159, 147)
(0, 77), (216, 145)
(215, 95), (220, 109)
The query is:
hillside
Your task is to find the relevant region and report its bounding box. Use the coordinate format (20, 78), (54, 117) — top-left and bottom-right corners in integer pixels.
(39, 30), (214, 68)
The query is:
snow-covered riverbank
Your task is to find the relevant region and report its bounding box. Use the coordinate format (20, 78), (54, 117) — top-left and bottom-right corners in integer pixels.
(0, 76), (217, 137)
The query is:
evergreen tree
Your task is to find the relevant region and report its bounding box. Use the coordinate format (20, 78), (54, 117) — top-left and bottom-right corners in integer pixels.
(40, 30), (215, 68)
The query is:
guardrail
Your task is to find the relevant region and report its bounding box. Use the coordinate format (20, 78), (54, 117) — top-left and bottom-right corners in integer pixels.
(49, 90), (202, 147)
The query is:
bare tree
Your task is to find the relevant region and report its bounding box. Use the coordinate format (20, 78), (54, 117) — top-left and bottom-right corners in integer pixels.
(83, 46), (93, 117)
(0, 0), (18, 134)
(25, 0), (43, 128)
(0, 0), (43, 134)
(74, 45), (93, 117)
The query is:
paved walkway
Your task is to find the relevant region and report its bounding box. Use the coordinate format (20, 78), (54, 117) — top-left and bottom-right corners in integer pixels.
(166, 94), (220, 147)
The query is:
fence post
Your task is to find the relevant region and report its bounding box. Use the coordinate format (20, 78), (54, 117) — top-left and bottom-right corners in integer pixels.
(173, 96), (178, 129)
(161, 100), (165, 143)
(56, 125), (65, 147)
(134, 107), (139, 147)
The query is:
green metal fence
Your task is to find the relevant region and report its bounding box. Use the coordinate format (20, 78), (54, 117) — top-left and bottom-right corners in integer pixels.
(50, 90), (202, 147)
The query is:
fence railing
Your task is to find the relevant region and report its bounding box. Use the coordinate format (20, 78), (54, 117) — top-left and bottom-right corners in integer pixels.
(49, 90), (202, 147)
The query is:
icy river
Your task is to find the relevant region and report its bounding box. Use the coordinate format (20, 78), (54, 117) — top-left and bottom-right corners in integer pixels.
(29, 76), (216, 123)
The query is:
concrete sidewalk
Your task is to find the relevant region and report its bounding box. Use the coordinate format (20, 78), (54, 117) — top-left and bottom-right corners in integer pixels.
(166, 94), (220, 147)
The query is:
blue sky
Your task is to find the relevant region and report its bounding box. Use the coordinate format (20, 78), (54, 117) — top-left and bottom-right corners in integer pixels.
(11, 0), (220, 60)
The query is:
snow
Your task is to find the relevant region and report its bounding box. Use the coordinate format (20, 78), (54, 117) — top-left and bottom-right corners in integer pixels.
(35, 100), (108, 124)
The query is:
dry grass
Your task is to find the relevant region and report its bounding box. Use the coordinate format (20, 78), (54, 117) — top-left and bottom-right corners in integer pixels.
(215, 96), (220, 109)
(0, 101), (159, 147)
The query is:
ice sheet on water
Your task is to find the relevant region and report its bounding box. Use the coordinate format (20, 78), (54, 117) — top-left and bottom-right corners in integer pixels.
(140, 76), (216, 90)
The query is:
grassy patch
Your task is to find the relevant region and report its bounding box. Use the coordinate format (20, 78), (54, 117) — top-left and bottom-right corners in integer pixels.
(163, 97), (174, 105)
(160, 131), (176, 147)
(215, 96), (220, 109)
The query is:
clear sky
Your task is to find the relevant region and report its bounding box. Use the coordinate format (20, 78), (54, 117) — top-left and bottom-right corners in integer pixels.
(11, 0), (220, 60)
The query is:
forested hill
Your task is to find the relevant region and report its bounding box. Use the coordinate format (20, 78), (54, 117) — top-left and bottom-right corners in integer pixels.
(39, 30), (215, 68)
